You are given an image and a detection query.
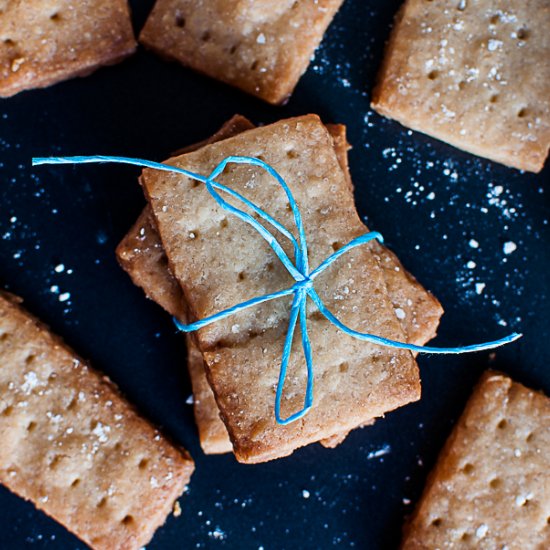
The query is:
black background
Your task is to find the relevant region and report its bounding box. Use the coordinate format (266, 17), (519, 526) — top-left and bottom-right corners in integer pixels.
(0, 1), (548, 548)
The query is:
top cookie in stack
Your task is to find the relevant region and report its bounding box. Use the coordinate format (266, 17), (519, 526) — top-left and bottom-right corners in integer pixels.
(116, 115), (444, 456)
(135, 114), (443, 463)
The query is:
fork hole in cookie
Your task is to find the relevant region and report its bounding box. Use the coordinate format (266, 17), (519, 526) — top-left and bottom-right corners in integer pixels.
(121, 515), (134, 526)
(489, 477), (501, 489)
(201, 31), (211, 42)
(97, 497), (107, 509)
(286, 149), (298, 159)
(3, 39), (15, 47)
(516, 28), (529, 40)
(67, 396), (77, 411)
(27, 421), (37, 432)
(229, 43), (239, 55)
(497, 418), (508, 429)
(427, 70), (439, 80)
(25, 354), (35, 365)
(238, 272), (246, 282)
(49, 455), (62, 469)
(489, 14), (499, 24)
(489, 94), (499, 104)
(517, 108), (528, 119)
(138, 458), (149, 470)
(460, 532), (471, 541)
(50, 13), (61, 22)
(220, 218), (228, 229)
(462, 463), (474, 474)
(1, 405), (13, 417)
(71, 478), (81, 488)
(175, 12), (185, 28)
(331, 241), (342, 252)
(0, 332), (9, 342)
(526, 432), (534, 442)
(250, 60), (259, 71)
(338, 362), (349, 373)
(431, 518), (442, 527)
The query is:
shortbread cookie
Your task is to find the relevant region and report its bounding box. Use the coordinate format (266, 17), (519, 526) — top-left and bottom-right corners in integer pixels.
(372, 0), (550, 172)
(139, 0), (345, 104)
(0, 291), (194, 550)
(402, 371), (550, 548)
(141, 114), (422, 463)
(118, 117), (442, 456)
(0, 0), (136, 97)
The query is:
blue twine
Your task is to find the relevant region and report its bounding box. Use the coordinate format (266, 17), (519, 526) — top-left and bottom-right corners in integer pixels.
(33, 155), (522, 425)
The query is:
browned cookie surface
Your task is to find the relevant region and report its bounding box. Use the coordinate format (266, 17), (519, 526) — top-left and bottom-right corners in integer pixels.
(0, 292), (194, 550)
(402, 370), (550, 549)
(372, 0), (550, 172)
(139, 0), (344, 104)
(0, 0), (136, 97)
(141, 115), (421, 463)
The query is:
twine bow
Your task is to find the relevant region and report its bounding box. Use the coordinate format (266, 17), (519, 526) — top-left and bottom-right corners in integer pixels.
(33, 155), (521, 424)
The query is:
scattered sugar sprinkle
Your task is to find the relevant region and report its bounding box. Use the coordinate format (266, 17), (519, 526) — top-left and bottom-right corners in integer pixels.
(302, 489), (310, 499)
(208, 527), (227, 541)
(22, 371), (39, 394)
(487, 38), (503, 51)
(367, 444), (391, 459)
(92, 422), (110, 443)
(476, 524), (489, 538)
(54, 263), (65, 273)
(395, 307), (406, 320)
(475, 283), (486, 295)
(185, 394), (194, 405)
(468, 239), (479, 249)
(503, 241), (517, 255)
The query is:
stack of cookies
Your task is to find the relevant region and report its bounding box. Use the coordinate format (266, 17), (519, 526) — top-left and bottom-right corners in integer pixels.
(117, 113), (444, 462)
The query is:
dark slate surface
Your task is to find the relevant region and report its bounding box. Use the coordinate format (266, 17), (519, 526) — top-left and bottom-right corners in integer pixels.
(0, 1), (548, 548)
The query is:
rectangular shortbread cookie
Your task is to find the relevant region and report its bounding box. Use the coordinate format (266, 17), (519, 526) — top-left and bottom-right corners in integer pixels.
(139, 0), (344, 104)
(141, 114), (422, 463)
(117, 117), (442, 456)
(371, 0), (550, 172)
(0, 292), (194, 550)
(0, 0), (136, 97)
(402, 370), (550, 548)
